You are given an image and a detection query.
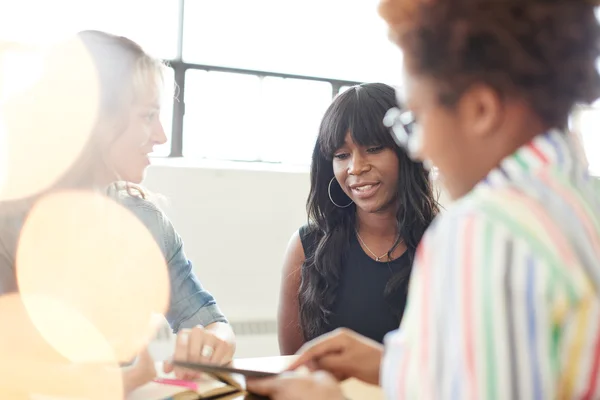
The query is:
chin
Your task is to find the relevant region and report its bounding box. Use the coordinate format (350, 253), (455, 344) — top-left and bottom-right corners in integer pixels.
(356, 196), (396, 214)
(130, 173), (145, 184)
(355, 200), (383, 214)
(121, 169), (146, 185)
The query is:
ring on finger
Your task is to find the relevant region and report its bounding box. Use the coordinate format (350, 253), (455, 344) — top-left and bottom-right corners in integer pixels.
(201, 344), (215, 358)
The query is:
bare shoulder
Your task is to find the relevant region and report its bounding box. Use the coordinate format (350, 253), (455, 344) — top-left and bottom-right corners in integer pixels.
(284, 229), (306, 267)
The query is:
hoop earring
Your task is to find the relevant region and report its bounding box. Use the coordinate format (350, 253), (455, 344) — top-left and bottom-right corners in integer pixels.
(328, 177), (353, 208)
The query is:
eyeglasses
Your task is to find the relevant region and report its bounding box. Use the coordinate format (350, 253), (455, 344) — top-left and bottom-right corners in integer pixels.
(382, 107), (417, 151)
(382, 107), (437, 177)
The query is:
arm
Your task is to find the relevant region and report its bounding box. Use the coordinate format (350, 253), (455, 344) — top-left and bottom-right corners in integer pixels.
(123, 198), (228, 331)
(161, 217), (228, 331)
(123, 199), (236, 375)
(278, 230), (306, 355)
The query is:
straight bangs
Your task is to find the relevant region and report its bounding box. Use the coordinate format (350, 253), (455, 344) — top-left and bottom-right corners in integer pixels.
(318, 83), (398, 160)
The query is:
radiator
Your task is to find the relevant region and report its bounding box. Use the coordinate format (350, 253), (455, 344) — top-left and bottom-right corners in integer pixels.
(229, 319), (277, 336)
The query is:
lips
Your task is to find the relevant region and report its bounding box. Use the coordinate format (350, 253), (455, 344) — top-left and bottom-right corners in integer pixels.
(349, 182), (381, 199)
(141, 151), (152, 165)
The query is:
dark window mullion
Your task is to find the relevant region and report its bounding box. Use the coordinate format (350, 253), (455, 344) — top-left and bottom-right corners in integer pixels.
(331, 82), (341, 100)
(170, 62), (186, 157)
(169, 0), (185, 157)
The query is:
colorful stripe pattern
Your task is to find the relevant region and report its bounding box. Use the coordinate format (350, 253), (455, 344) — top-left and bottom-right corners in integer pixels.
(382, 130), (600, 399)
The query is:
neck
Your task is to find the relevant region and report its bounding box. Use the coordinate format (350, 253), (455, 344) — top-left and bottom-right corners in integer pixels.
(355, 207), (398, 237)
(51, 157), (116, 194)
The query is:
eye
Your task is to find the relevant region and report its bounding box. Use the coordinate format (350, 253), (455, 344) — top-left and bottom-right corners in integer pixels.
(143, 111), (158, 123)
(333, 152), (349, 160)
(366, 145), (384, 154)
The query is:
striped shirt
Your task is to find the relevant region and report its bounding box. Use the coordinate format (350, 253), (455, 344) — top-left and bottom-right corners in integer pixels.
(381, 130), (600, 399)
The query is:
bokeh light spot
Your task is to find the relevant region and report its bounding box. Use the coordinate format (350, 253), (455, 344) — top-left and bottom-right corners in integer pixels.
(16, 190), (170, 364)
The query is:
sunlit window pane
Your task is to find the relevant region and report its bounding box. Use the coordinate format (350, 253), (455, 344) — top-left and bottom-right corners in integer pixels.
(0, 0), (178, 59)
(183, 72), (332, 164)
(183, 71), (262, 160)
(182, 0), (403, 84)
(260, 77), (332, 165)
(573, 108), (600, 176)
(338, 85), (352, 95)
(0, 46), (45, 104)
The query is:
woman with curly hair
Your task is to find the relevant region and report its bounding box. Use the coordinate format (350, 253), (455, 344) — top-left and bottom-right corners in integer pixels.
(248, 0), (600, 398)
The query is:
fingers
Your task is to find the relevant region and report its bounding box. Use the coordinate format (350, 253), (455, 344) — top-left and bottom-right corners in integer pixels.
(288, 330), (349, 370)
(187, 329), (204, 364)
(171, 326), (233, 379)
(312, 354), (348, 380)
(210, 340), (231, 365)
(173, 330), (189, 364)
(172, 330), (199, 380)
(245, 376), (281, 396)
(163, 361), (173, 373)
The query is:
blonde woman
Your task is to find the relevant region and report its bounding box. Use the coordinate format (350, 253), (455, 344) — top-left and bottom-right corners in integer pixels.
(0, 31), (235, 396)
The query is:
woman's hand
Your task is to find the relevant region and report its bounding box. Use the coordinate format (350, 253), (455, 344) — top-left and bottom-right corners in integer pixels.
(164, 323), (235, 380)
(288, 328), (384, 385)
(122, 348), (157, 395)
(246, 371), (344, 400)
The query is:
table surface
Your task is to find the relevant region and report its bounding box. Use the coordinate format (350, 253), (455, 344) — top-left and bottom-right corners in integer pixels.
(129, 356), (383, 400)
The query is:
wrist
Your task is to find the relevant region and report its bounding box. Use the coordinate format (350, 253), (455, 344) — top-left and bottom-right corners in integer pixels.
(205, 322), (236, 345)
(369, 345), (384, 385)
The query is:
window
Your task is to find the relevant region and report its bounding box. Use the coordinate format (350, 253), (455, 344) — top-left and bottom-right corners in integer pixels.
(0, 0), (179, 59)
(572, 107), (600, 176)
(182, 0), (403, 84)
(183, 71), (332, 165)
(259, 77), (332, 164)
(183, 71), (263, 161)
(2, 0), (406, 164)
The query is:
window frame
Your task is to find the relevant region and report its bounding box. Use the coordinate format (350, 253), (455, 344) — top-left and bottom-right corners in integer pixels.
(164, 0), (362, 158)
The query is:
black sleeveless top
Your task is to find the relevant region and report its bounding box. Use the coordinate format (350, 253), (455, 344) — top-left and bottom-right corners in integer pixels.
(299, 225), (411, 344)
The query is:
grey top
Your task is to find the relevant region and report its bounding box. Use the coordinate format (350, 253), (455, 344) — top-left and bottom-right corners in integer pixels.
(0, 189), (227, 332)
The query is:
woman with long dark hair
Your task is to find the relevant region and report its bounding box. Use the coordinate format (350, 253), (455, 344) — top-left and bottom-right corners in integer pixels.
(278, 82), (439, 355)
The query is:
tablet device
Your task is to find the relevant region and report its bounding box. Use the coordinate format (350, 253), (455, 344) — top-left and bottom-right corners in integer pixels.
(172, 361), (279, 379)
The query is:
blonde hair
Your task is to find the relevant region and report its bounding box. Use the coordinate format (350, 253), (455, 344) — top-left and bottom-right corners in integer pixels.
(77, 30), (164, 115)
(47, 31), (166, 194)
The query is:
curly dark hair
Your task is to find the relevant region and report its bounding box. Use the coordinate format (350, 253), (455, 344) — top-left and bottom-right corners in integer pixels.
(298, 83), (440, 341)
(379, 0), (600, 128)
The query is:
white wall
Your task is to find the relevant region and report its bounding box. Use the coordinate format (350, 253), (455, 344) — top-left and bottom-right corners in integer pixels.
(142, 160), (450, 357)
(143, 160), (311, 357)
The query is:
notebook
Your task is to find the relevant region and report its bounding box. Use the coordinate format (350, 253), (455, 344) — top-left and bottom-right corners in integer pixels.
(127, 365), (245, 400)
(129, 316), (246, 399)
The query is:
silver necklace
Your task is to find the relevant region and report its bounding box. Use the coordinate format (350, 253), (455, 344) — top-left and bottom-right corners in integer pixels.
(355, 230), (402, 262)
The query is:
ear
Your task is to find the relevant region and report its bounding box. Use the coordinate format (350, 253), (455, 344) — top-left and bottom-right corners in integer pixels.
(456, 84), (503, 139)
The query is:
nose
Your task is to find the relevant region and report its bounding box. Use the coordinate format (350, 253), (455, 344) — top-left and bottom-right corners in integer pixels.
(151, 119), (167, 145)
(347, 151), (370, 176)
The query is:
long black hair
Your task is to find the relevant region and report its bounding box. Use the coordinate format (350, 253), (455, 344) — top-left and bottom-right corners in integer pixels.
(298, 83), (440, 341)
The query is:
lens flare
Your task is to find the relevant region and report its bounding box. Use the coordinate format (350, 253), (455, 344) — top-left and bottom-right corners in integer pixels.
(0, 294), (124, 399)
(0, 35), (99, 201)
(16, 190), (170, 364)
